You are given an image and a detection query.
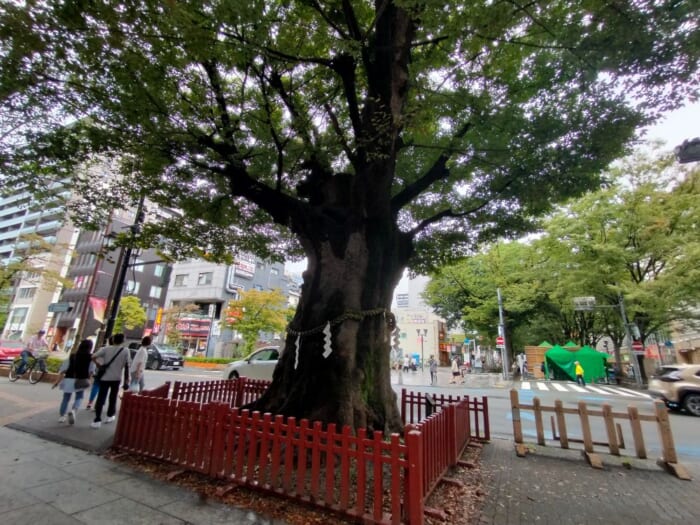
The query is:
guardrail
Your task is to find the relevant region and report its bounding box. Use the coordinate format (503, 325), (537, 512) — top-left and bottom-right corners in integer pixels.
(509, 389), (690, 480)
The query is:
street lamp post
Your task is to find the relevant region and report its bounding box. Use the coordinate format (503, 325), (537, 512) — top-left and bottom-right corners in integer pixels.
(416, 328), (427, 371)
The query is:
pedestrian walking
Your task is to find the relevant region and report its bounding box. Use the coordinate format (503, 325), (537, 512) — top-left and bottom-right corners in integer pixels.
(428, 355), (438, 385)
(574, 360), (585, 386)
(129, 335), (151, 392)
(449, 356), (463, 384)
(52, 339), (94, 424)
(86, 335), (112, 410)
(403, 355), (410, 372)
(90, 333), (130, 429)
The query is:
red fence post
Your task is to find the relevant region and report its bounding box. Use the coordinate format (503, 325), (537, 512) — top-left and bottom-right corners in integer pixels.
(406, 429), (424, 525)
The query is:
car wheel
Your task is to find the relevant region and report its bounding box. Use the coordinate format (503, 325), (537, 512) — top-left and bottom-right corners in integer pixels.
(228, 371), (239, 380)
(682, 393), (700, 416)
(154, 359), (162, 370)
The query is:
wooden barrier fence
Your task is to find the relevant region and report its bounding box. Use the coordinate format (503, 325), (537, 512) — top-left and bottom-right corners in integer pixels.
(114, 379), (491, 524)
(509, 389), (690, 480)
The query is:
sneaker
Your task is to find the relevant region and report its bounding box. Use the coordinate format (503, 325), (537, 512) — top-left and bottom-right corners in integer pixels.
(90, 421), (101, 429)
(68, 410), (75, 425)
(85, 404), (92, 410)
(105, 416), (116, 423)
(58, 416), (67, 423)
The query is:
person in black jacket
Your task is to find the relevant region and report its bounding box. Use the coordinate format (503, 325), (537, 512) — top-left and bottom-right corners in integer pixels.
(52, 339), (94, 425)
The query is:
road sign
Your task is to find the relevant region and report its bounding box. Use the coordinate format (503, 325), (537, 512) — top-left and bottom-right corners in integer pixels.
(632, 340), (644, 354)
(48, 302), (72, 313)
(496, 336), (505, 347)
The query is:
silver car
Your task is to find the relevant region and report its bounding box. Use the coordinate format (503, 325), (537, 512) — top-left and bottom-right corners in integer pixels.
(222, 346), (280, 380)
(648, 364), (700, 416)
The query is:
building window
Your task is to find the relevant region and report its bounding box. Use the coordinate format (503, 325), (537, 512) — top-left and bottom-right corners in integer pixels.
(18, 287), (36, 299)
(8, 307), (28, 328)
(197, 272), (213, 286)
(174, 274), (187, 287)
(270, 267), (279, 276)
(133, 258), (144, 272)
(154, 264), (164, 277)
(126, 280), (140, 294)
(149, 285), (162, 299)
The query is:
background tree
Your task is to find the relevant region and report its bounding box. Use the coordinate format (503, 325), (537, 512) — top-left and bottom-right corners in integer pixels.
(0, 234), (72, 331)
(1, 2), (697, 431)
(114, 295), (147, 335)
(426, 149), (700, 374)
(224, 289), (293, 356)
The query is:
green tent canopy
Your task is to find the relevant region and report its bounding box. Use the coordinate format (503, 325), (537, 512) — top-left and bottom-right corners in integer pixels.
(563, 341), (578, 348)
(544, 345), (608, 383)
(538, 341), (553, 348)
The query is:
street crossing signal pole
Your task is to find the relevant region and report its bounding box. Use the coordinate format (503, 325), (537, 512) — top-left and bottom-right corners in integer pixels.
(497, 288), (510, 380)
(618, 293), (644, 388)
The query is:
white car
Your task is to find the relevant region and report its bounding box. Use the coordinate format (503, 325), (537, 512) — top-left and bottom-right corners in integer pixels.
(222, 346), (280, 380)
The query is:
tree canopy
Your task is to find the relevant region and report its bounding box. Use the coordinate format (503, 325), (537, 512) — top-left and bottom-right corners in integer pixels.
(224, 288), (293, 356)
(1, 1), (697, 265)
(114, 295), (147, 334)
(424, 149), (700, 366)
(1, 1), (697, 430)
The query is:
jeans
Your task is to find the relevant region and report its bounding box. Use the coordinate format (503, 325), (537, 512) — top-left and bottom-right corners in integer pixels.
(94, 380), (121, 422)
(576, 374), (586, 386)
(60, 390), (84, 416)
(129, 374), (145, 392)
(18, 349), (32, 374)
(88, 379), (100, 405)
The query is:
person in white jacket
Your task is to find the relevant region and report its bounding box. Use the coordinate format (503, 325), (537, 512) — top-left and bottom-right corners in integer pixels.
(130, 335), (151, 392)
(90, 333), (131, 428)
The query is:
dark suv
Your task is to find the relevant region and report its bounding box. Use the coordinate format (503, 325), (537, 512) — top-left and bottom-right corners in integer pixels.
(128, 342), (183, 370)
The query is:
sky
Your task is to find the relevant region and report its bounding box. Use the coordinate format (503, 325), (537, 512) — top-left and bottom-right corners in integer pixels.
(285, 101), (700, 278)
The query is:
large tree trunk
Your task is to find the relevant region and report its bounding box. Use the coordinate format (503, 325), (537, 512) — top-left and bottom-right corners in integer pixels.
(248, 185), (410, 433)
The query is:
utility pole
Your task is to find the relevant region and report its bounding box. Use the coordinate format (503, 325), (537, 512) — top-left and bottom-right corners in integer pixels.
(618, 293), (643, 388)
(101, 196), (146, 346)
(497, 288), (510, 380)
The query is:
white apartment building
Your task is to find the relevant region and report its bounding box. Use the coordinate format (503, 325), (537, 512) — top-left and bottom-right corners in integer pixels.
(0, 184), (78, 342)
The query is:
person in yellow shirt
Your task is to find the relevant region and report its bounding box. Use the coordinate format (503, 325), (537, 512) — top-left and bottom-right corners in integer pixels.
(574, 361), (585, 386)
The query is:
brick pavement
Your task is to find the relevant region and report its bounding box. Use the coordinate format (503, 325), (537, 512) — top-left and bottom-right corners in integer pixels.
(479, 437), (700, 525)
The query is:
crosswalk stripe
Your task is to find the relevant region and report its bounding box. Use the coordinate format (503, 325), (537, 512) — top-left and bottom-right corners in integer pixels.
(515, 382), (652, 400)
(586, 386), (611, 395)
(616, 387), (652, 399)
(598, 386), (636, 397)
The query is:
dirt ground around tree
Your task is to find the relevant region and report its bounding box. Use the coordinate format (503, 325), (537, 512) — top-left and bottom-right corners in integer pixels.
(106, 442), (486, 524)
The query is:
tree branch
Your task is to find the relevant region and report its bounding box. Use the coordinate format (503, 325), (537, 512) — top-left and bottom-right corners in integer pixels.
(323, 101), (356, 167)
(391, 122), (471, 212)
(408, 199), (491, 237)
(407, 177), (518, 237)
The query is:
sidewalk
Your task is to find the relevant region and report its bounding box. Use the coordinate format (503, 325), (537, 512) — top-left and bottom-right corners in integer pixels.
(479, 437), (700, 525)
(0, 425), (287, 524)
(392, 367), (510, 389)
(3, 372), (694, 525)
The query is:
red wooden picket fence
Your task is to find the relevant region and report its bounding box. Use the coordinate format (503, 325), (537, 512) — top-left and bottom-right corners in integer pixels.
(113, 379), (489, 525)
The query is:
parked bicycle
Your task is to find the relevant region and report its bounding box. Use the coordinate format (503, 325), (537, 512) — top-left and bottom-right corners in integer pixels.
(8, 351), (48, 384)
